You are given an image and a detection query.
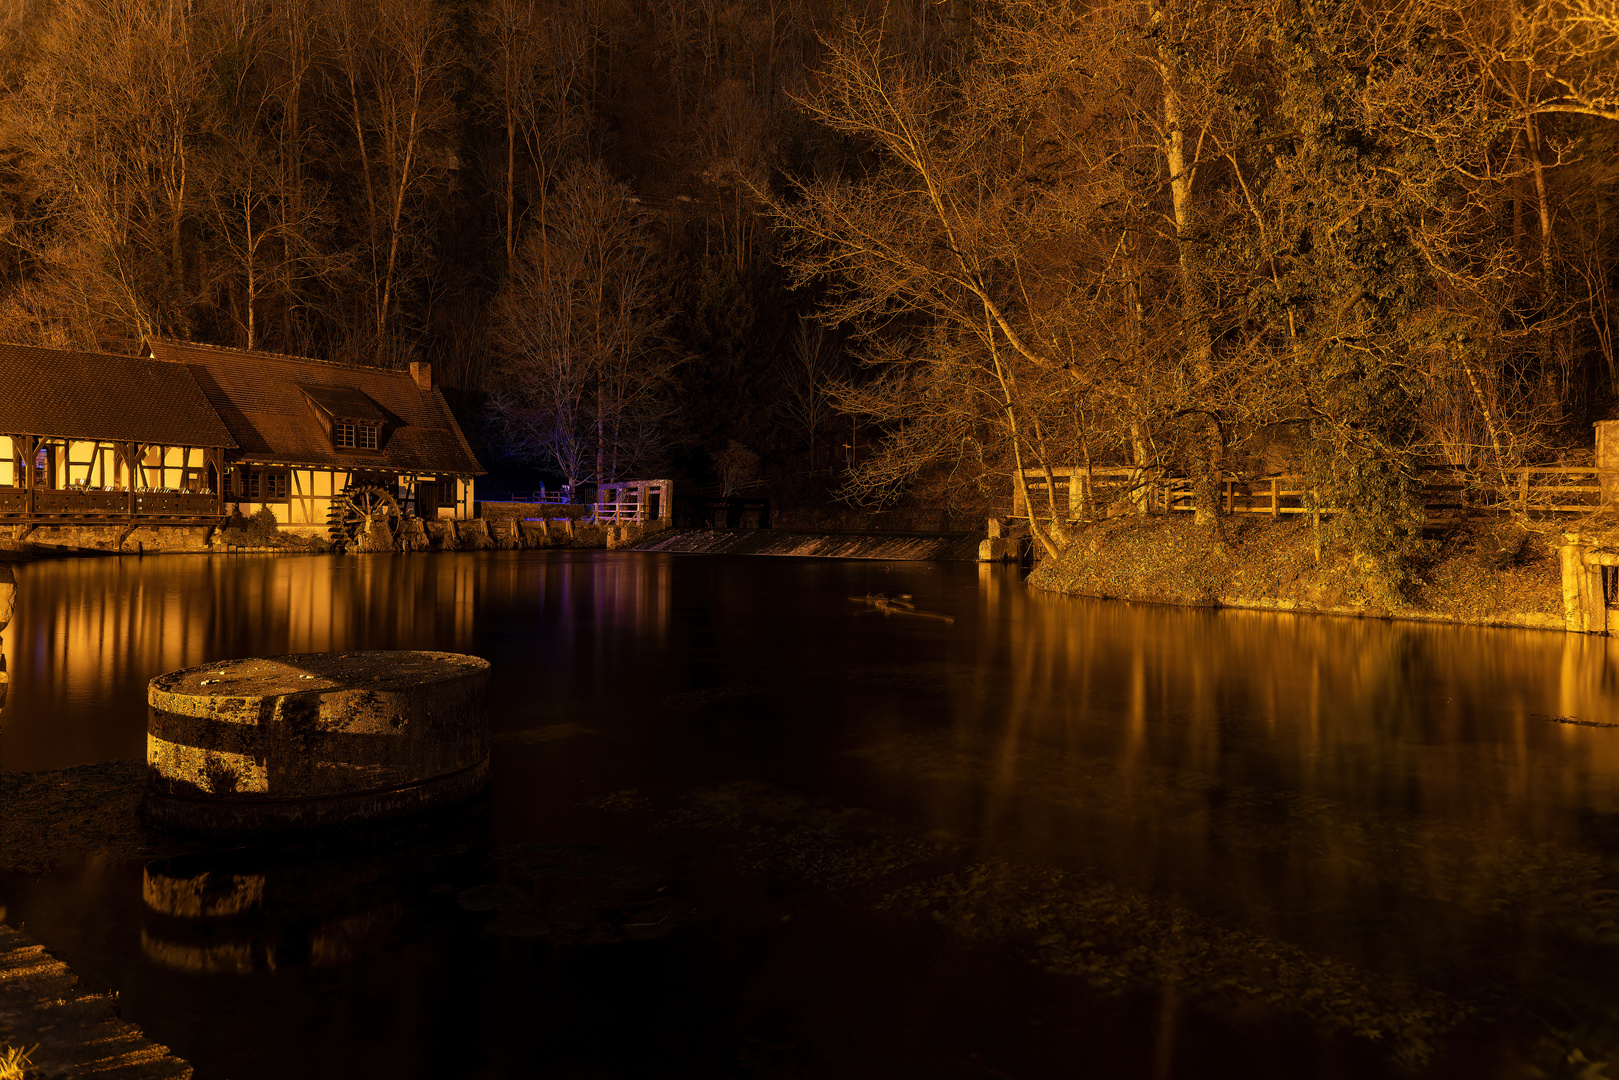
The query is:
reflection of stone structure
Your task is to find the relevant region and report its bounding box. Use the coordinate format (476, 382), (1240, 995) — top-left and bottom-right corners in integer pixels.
(143, 650), (490, 832)
(140, 850), (416, 976)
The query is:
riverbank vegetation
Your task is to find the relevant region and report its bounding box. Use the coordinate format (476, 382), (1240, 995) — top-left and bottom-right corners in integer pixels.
(1028, 516), (1562, 626)
(0, 0), (1614, 582)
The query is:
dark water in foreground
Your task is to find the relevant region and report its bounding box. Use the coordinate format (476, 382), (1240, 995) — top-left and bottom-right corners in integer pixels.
(5, 552), (1619, 1078)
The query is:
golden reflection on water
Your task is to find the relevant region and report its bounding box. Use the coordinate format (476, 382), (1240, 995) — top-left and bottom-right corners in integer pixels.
(0, 552), (671, 772)
(861, 572), (1619, 985)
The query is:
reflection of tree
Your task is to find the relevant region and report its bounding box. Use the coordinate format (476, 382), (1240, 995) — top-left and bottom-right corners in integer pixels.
(859, 581), (1619, 1066)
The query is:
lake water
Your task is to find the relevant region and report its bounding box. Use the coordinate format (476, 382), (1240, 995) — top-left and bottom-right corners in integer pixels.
(4, 551), (1619, 1078)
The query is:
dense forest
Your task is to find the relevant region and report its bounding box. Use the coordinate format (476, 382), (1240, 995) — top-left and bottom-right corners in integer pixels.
(0, 0), (1615, 580)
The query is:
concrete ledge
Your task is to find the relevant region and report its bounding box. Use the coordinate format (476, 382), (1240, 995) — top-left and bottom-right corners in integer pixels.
(1210, 594), (1567, 631)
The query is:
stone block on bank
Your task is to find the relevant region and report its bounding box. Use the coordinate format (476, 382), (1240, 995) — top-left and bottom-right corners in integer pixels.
(0, 562), (13, 630)
(518, 520), (550, 547)
(399, 516), (429, 551)
(424, 520), (459, 550)
(356, 517), (395, 552)
(456, 519), (493, 550)
(489, 519), (521, 549)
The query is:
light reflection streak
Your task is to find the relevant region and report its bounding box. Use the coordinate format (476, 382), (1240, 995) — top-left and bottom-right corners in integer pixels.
(916, 579), (1619, 984)
(0, 552), (671, 772)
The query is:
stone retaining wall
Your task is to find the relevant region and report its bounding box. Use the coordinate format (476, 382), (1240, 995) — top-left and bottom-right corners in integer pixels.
(1, 523), (217, 554)
(0, 516), (669, 557)
(477, 501), (595, 521)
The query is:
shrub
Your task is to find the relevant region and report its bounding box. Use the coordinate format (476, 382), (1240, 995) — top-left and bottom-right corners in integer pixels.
(249, 506), (279, 539)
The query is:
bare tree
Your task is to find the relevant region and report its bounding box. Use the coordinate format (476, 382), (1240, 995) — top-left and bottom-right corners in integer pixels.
(331, 0), (457, 355)
(778, 315), (837, 473)
(492, 160), (673, 488)
(6, 0), (223, 345)
(479, 0), (591, 270)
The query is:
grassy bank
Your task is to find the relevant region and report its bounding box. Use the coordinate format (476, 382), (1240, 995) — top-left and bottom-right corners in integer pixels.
(1027, 516), (1563, 629)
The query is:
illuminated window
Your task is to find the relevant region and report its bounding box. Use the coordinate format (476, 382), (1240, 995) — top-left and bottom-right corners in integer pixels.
(335, 422), (355, 449)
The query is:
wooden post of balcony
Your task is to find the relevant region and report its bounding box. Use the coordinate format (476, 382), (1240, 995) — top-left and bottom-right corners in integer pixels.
(119, 443), (137, 516)
(1271, 477), (1281, 519)
(208, 447), (224, 518)
(18, 435), (35, 518)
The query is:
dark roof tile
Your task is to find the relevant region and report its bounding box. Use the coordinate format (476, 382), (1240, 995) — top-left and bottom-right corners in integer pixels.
(147, 340), (483, 475)
(0, 342), (236, 447)
(298, 384), (389, 423)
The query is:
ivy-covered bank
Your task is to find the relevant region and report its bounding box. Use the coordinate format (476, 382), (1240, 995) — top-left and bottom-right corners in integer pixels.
(1026, 516), (1564, 631)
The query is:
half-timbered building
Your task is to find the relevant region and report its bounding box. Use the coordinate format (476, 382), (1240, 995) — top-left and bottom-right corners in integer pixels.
(0, 343), (237, 535)
(147, 340), (483, 536)
(0, 340), (483, 545)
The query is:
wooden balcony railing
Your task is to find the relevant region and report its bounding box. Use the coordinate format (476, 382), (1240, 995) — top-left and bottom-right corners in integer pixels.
(0, 488), (222, 519)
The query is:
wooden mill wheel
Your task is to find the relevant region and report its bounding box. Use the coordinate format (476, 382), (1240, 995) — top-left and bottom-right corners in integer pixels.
(328, 484), (402, 550)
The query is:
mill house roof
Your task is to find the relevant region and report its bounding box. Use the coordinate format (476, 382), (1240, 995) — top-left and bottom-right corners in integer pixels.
(147, 340), (483, 475)
(0, 342), (236, 448)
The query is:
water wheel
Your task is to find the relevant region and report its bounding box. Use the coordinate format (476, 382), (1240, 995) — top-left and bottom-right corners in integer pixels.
(328, 484), (402, 551)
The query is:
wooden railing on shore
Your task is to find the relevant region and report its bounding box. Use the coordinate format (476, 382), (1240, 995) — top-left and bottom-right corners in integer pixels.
(1010, 466), (1617, 521)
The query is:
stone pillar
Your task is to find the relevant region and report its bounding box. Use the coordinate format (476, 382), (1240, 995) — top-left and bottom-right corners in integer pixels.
(144, 651), (490, 833)
(1561, 536), (1610, 633)
(1598, 422), (1619, 507)
(398, 516), (429, 551)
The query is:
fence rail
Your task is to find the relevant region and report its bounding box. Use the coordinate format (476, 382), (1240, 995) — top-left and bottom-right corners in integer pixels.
(491, 490), (574, 505)
(1009, 466), (1617, 521)
(0, 487), (222, 519)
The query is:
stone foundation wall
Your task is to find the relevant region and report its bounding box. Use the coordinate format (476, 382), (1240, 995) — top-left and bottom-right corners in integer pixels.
(477, 502), (595, 521)
(1, 523), (217, 554)
(0, 516), (671, 557)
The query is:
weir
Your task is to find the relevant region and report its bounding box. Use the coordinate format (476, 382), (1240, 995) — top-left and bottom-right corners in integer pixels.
(635, 528), (984, 561)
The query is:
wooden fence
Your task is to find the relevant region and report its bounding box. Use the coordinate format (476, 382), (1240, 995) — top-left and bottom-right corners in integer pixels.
(1010, 466), (1615, 521)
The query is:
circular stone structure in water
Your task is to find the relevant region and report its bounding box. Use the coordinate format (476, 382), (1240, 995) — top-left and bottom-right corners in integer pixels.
(143, 651), (490, 833)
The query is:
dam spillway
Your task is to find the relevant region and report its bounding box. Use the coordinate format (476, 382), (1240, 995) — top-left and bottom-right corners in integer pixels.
(632, 528), (984, 561)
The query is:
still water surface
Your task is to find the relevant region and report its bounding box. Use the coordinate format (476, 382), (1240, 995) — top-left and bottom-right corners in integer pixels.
(4, 551), (1619, 1078)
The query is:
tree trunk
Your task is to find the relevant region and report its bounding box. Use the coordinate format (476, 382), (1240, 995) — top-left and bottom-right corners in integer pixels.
(1156, 25), (1221, 527)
